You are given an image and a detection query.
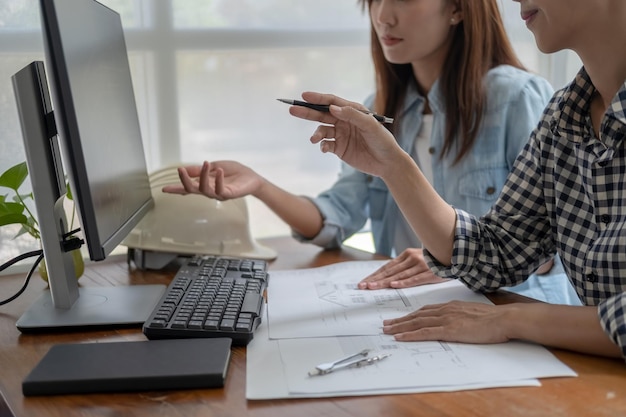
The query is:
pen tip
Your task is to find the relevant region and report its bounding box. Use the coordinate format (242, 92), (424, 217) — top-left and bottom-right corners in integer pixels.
(276, 98), (291, 104)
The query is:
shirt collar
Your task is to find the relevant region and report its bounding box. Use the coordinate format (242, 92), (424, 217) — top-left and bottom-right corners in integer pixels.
(549, 67), (596, 142)
(609, 80), (626, 126)
(550, 67), (626, 143)
(400, 78), (443, 115)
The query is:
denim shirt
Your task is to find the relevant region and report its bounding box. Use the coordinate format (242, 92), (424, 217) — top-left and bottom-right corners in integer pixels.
(294, 65), (554, 256)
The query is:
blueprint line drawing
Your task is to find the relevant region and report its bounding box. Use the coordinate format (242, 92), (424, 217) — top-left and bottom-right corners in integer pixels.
(276, 334), (575, 395)
(315, 280), (411, 308)
(267, 261), (489, 339)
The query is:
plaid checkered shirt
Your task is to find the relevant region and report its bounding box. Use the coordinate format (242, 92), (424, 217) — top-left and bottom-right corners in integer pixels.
(425, 67), (626, 360)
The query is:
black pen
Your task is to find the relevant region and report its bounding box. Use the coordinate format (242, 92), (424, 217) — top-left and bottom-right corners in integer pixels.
(277, 98), (394, 124)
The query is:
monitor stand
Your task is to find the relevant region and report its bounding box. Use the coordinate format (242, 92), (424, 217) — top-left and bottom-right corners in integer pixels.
(16, 285), (165, 331)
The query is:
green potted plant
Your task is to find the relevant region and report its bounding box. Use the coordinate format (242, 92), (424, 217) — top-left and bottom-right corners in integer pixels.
(0, 161), (84, 280)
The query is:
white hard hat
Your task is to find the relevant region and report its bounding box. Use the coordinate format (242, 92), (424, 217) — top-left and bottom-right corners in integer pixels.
(122, 166), (277, 269)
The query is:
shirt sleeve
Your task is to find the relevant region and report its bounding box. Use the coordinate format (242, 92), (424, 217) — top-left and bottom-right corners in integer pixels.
(290, 196), (344, 249)
(598, 294), (626, 360)
(424, 134), (557, 291)
(422, 208), (531, 292)
(290, 163), (371, 249)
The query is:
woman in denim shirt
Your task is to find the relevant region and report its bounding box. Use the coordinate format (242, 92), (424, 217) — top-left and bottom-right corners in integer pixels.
(165, 0), (577, 304)
(314, 67), (577, 303)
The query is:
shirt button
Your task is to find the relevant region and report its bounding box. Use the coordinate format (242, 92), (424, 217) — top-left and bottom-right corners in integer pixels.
(486, 186), (496, 195)
(585, 272), (597, 283)
(600, 214), (611, 224)
(428, 147), (436, 155)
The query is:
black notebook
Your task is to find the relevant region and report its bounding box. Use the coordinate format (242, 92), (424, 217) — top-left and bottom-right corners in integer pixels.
(22, 338), (231, 396)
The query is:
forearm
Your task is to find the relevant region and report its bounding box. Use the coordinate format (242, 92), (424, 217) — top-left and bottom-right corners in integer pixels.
(253, 179), (323, 238)
(382, 152), (457, 265)
(504, 303), (622, 358)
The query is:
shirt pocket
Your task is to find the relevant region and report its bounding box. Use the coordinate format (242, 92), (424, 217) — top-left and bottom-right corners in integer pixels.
(458, 167), (508, 204)
(367, 176), (388, 221)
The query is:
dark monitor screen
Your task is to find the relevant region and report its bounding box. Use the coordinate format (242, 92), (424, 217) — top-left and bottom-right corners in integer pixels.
(12, 0), (164, 331)
(41, 0), (153, 261)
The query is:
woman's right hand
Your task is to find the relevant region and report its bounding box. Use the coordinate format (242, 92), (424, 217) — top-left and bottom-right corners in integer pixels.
(289, 92), (407, 180)
(162, 160), (264, 201)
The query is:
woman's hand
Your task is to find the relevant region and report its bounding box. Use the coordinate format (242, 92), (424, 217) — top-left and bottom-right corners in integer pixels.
(383, 301), (622, 358)
(162, 160), (265, 200)
(289, 92), (406, 179)
(382, 301), (511, 344)
(358, 248), (448, 289)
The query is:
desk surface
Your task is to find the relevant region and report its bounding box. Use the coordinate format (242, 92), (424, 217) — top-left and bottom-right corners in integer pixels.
(0, 236), (625, 417)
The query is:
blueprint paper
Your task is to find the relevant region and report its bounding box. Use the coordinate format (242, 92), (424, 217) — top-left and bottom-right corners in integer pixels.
(267, 261), (490, 339)
(246, 314), (543, 400)
(278, 335), (576, 394)
(247, 261), (577, 399)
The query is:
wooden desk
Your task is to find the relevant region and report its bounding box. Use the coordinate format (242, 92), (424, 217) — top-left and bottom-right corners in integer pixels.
(0, 236), (624, 417)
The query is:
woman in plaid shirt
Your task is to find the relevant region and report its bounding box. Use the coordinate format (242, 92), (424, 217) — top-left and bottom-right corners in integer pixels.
(290, 0), (626, 360)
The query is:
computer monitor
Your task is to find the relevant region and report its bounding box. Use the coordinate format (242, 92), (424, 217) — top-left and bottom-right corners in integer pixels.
(12, 0), (165, 331)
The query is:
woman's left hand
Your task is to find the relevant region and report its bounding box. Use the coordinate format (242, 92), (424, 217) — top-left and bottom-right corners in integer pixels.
(358, 248), (448, 289)
(382, 301), (510, 344)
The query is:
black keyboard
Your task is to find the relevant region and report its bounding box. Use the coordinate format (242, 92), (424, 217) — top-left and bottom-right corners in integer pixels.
(143, 255), (268, 345)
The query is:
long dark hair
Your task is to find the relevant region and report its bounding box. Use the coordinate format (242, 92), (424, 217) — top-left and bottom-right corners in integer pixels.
(359, 0), (526, 164)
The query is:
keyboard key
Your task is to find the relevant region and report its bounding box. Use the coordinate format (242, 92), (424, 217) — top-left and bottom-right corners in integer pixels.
(240, 292), (262, 315)
(235, 318), (252, 332)
(188, 320), (204, 329)
(220, 319), (236, 331)
(204, 319), (219, 330)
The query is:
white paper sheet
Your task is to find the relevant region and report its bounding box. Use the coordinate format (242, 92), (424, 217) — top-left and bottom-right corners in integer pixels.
(246, 316), (545, 400)
(247, 261), (577, 400)
(278, 335), (576, 394)
(267, 261), (489, 339)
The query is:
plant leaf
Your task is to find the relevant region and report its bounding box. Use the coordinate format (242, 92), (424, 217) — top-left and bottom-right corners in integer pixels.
(14, 192), (33, 203)
(0, 162), (28, 191)
(0, 201), (25, 216)
(13, 219), (39, 240)
(0, 213), (28, 227)
(66, 181), (73, 200)
(14, 225), (30, 239)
